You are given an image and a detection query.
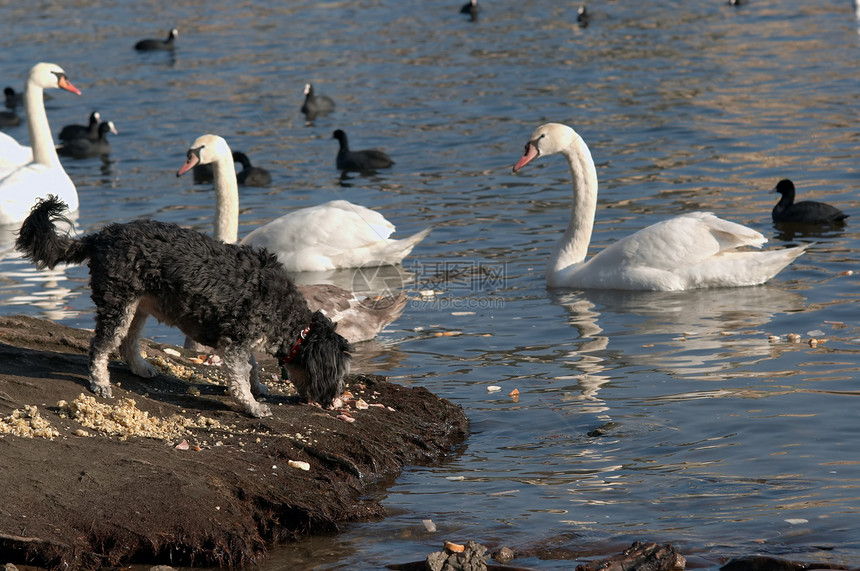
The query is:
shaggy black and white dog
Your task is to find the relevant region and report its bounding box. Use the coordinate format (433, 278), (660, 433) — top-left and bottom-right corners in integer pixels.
(16, 197), (351, 418)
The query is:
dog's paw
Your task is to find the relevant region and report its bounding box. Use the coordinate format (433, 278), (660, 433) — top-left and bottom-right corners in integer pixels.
(90, 380), (113, 398)
(129, 359), (159, 379)
(249, 402), (272, 418)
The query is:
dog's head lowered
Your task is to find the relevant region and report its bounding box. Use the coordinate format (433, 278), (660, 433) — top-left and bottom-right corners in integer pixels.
(280, 311), (351, 407)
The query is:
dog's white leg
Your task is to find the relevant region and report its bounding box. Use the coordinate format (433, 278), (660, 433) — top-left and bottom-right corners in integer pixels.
(248, 353), (269, 396)
(119, 308), (159, 379)
(89, 302), (140, 398)
(222, 349), (271, 418)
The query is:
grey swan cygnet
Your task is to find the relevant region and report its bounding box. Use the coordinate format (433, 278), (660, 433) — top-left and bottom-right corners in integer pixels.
(512, 123), (807, 291)
(233, 151), (271, 186)
(57, 121), (116, 159)
(0, 63), (81, 226)
(301, 83), (335, 120)
(176, 134), (416, 343)
(134, 28), (178, 51)
(333, 129), (394, 173)
(771, 179), (848, 225)
(58, 111), (102, 142)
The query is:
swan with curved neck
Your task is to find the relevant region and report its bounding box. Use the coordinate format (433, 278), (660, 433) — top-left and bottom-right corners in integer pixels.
(176, 134), (416, 342)
(513, 123), (806, 291)
(0, 63), (81, 225)
(177, 134), (428, 271)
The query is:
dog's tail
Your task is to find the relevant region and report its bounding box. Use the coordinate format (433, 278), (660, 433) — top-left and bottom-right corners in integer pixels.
(15, 196), (90, 270)
(298, 311), (352, 407)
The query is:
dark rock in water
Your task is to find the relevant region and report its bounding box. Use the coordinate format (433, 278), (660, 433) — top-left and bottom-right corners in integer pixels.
(575, 541), (685, 571)
(493, 546), (515, 564)
(586, 421), (619, 437)
(426, 540), (488, 571)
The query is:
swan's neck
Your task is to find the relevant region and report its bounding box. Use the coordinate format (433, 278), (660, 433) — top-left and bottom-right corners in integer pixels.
(212, 154), (239, 244)
(25, 83), (60, 167)
(547, 135), (599, 285)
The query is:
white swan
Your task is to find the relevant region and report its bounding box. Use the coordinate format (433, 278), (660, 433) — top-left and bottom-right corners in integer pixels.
(175, 134), (430, 271)
(0, 63), (81, 226)
(512, 123), (807, 291)
(176, 134), (416, 343)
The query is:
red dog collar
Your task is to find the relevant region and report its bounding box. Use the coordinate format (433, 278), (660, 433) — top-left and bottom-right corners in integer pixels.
(279, 325), (311, 365)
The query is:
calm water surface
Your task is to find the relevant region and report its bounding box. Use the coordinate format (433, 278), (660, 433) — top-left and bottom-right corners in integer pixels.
(1, 1), (859, 568)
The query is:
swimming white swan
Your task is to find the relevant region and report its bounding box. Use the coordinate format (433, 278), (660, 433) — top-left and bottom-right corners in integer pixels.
(176, 134), (429, 271)
(176, 134), (416, 342)
(512, 123), (807, 291)
(0, 63), (81, 226)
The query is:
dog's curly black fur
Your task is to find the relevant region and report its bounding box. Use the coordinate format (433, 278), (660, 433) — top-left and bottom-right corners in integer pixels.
(16, 196), (351, 417)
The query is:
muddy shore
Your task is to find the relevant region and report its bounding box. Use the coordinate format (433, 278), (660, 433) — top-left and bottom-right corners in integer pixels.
(0, 315), (469, 570)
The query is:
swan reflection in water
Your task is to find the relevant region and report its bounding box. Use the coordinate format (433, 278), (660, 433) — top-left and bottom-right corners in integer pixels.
(548, 284), (808, 406)
(0, 213), (82, 321)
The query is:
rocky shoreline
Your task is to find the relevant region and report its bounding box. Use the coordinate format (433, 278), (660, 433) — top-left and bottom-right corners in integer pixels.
(0, 315), (469, 569)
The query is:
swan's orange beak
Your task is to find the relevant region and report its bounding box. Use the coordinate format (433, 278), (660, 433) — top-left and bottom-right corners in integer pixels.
(513, 141), (539, 173)
(176, 153), (200, 177)
(59, 75), (81, 96)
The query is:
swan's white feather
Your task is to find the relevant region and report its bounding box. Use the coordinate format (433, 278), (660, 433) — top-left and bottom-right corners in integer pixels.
(516, 123), (805, 291)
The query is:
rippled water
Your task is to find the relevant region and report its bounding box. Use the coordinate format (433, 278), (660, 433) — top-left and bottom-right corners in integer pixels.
(2, 0), (859, 568)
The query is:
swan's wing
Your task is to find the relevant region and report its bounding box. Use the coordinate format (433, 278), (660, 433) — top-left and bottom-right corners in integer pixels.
(593, 212), (766, 271)
(0, 133), (33, 170)
(1, 163), (78, 223)
(242, 200), (395, 251)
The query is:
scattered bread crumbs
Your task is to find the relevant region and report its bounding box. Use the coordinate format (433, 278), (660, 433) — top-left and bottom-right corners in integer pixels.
(0, 405), (59, 439)
(146, 354), (206, 383)
(58, 394), (221, 441)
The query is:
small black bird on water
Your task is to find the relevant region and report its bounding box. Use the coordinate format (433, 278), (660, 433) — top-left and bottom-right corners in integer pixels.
(134, 28), (178, 51)
(771, 179), (848, 225)
(460, 0), (479, 20)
